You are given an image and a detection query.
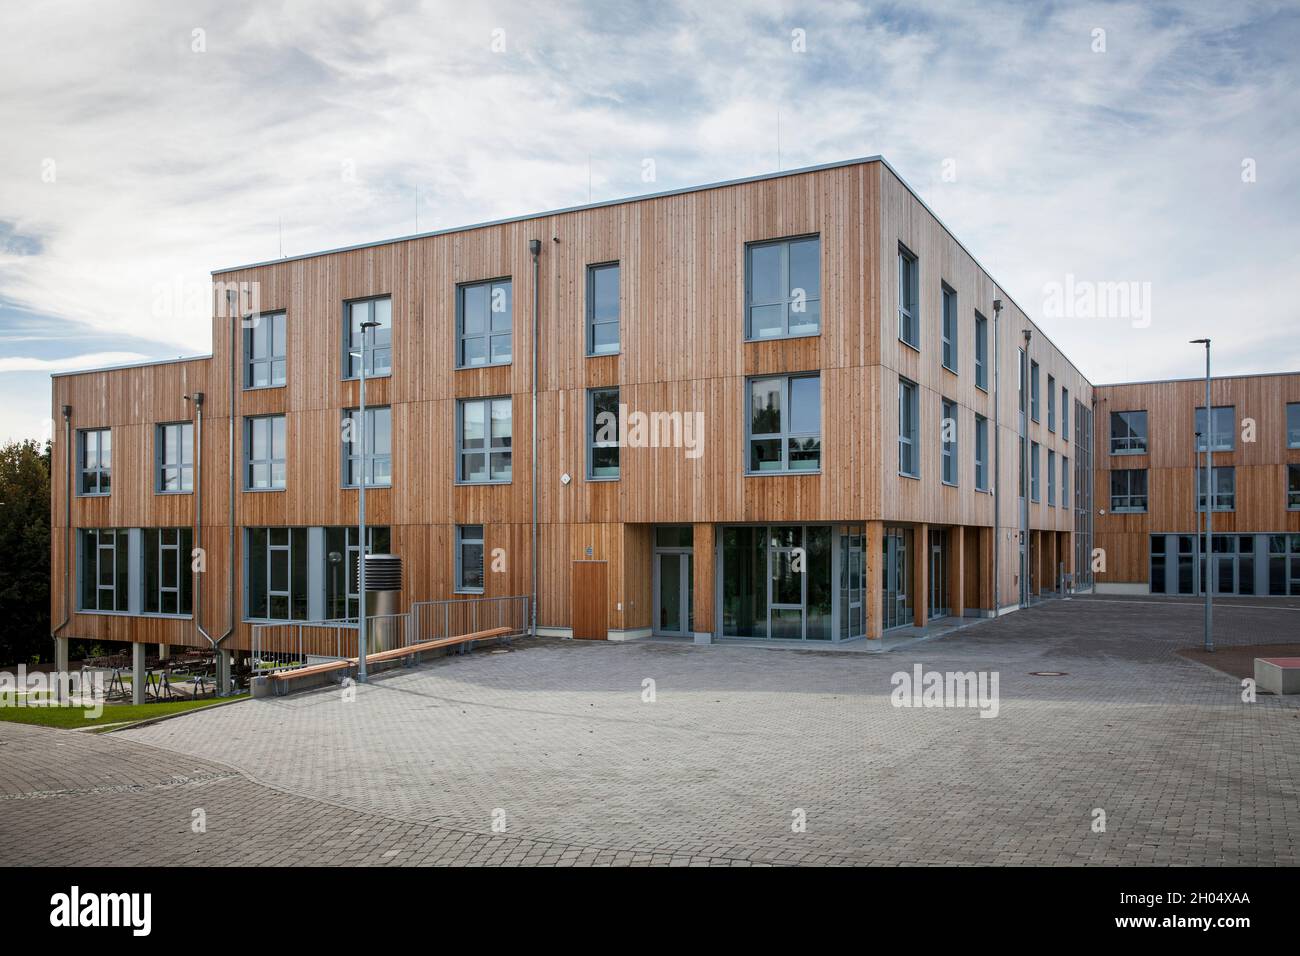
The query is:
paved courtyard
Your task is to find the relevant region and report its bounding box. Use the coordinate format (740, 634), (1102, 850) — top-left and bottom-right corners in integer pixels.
(2, 597), (1298, 866)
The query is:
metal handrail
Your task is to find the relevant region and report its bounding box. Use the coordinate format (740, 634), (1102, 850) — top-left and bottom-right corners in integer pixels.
(406, 596), (530, 647)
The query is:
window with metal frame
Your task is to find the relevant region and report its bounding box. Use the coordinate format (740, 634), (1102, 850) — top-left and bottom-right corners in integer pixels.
(1030, 361), (1040, 422)
(78, 428), (111, 496)
(974, 311), (988, 391)
(941, 397), (957, 485)
(245, 415), (286, 490)
(1062, 387), (1070, 441)
(1047, 449), (1056, 506)
(1030, 441), (1041, 501)
(1196, 465), (1235, 511)
(143, 527), (193, 615)
(587, 387), (620, 479)
(456, 525), (485, 593)
(1194, 405), (1235, 452)
(1288, 403), (1300, 448)
(1110, 410), (1148, 454)
(1288, 464), (1300, 510)
(245, 310), (286, 388)
(79, 528), (129, 612)
(457, 278), (512, 367)
(898, 244), (919, 348)
(344, 296), (392, 378)
(457, 397), (512, 483)
(156, 422), (193, 493)
(974, 414), (989, 491)
(342, 406), (392, 487)
(747, 374), (821, 473)
(898, 378), (919, 477)
(245, 527), (309, 621)
(324, 526), (391, 619)
(941, 284), (957, 372)
(586, 263), (620, 355)
(1047, 374), (1056, 432)
(745, 236), (820, 340)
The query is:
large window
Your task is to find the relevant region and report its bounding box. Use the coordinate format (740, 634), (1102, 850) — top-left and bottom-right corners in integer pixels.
(720, 525), (835, 641)
(1110, 468), (1147, 512)
(974, 311), (988, 391)
(1047, 449), (1056, 506)
(1288, 403), (1300, 448)
(245, 310), (286, 388)
(324, 526), (390, 620)
(342, 406), (392, 487)
(941, 285), (957, 372)
(941, 397), (957, 485)
(457, 397), (512, 483)
(344, 296), (392, 379)
(1062, 388), (1070, 441)
(1110, 410), (1148, 455)
(246, 527), (309, 621)
(245, 415), (286, 490)
(456, 525), (485, 593)
(79, 528), (129, 612)
(1030, 361), (1040, 422)
(143, 528), (193, 615)
(1062, 456), (1069, 510)
(586, 263), (620, 355)
(1289, 464), (1300, 510)
(1047, 374), (1056, 432)
(1195, 405), (1235, 452)
(77, 428), (111, 496)
(156, 422), (193, 493)
(1030, 441), (1041, 501)
(1268, 535), (1300, 595)
(897, 244), (919, 348)
(1197, 465), (1235, 511)
(457, 278), (512, 367)
(898, 378), (919, 477)
(974, 414), (989, 491)
(747, 374), (821, 473)
(587, 387), (620, 479)
(746, 236), (820, 340)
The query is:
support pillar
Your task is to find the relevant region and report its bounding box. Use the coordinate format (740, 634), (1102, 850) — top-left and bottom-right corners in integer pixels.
(158, 643), (170, 661)
(217, 649), (233, 696)
(692, 523), (714, 644)
(913, 523), (929, 628)
(866, 521), (883, 639)
(132, 642), (146, 706)
(949, 526), (966, 619)
(54, 636), (70, 703)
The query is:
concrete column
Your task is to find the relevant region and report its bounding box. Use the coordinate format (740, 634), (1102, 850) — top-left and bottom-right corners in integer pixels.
(54, 636), (71, 703)
(217, 648), (233, 696)
(158, 643), (170, 661)
(866, 521), (883, 639)
(949, 526), (966, 619)
(913, 523), (929, 628)
(131, 642), (146, 705)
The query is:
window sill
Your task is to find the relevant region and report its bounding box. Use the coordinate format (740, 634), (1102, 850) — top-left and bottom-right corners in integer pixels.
(139, 612), (194, 620)
(898, 470), (921, 480)
(343, 484), (393, 490)
(898, 338), (921, 354)
(454, 479), (512, 486)
(745, 469), (822, 477)
(586, 350), (622, 358)
(243, 487), (286, 493)
(454, 361), (512, 371)
(243, 383), (287, 392)
(76, 609), (130, 617)
(75, 492), (111, 498)
(155, 490), (193, 496)
(744, 331), (821, 344)
(453, 589), (485, 596)
(941, 480), (958, 488)
(587, 475), (621, 482)
(975, 383), (989, 394)
(1110, 449), (1147, 456)
(942, 363), (958, 376)
(976, 486), (992, 494)
(243, 617), (321, 626)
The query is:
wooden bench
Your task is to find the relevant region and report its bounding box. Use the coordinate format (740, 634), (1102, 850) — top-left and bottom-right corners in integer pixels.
(266, 659), (353, 696)
(355, 626), (513, 667)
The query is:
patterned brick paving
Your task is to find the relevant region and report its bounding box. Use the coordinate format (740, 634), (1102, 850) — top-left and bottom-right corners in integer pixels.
(2, 598), (1297, 866)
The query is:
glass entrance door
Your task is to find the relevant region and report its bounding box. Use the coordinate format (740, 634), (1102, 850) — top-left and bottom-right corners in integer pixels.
(929, 532), (947, 620)
(654, 551), (692, 636)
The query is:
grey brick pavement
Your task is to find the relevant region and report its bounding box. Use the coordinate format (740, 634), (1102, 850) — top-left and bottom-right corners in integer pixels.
(2, 598), (1298, 866)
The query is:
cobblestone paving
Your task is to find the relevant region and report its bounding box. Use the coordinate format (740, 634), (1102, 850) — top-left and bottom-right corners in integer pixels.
(3, 598), (1298, 866)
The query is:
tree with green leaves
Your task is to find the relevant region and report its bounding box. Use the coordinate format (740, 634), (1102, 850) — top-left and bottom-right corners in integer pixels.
(0, 439), (51, 665)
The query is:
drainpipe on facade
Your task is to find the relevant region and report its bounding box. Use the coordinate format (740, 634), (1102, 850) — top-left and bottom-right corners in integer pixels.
(1022, 328), (1032, 607)
(991, 300), (1002, 616)
(529, 238), (542, 637)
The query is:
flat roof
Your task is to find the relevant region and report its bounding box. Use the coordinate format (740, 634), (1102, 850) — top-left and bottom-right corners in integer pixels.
(49, 353), (212, 379)
(1093, 369), (1300, 388)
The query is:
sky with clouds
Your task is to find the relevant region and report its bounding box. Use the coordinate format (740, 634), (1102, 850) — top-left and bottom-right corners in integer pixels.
(2, 0), (1298, 442)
